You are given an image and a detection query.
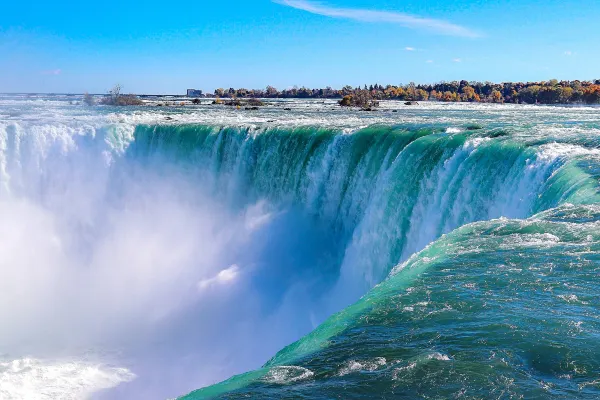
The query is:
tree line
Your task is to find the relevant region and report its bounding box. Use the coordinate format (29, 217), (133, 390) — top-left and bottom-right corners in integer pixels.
(205, 80), (600, 104)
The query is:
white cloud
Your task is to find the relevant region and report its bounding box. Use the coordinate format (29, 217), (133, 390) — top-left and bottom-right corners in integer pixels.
(274, 0), (480, 37)
(453, 58), (462, 62)
(197, 264), (240, 290)
(405, 47), (416, 51)
(426, 60), (434, 63)
(564, 50), (573, 56)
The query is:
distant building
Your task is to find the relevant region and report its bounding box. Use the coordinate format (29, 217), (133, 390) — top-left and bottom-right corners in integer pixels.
(187, 89), (203, 97)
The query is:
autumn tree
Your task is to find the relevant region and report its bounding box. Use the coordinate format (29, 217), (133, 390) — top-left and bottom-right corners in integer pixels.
(583, 85), (600, 104)
(338, 90), (379, 110)
(491, 90), (503, 103)
(461, 86), (478, 102)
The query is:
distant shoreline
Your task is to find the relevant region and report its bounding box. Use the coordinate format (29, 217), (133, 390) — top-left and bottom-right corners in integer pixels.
(3, 94), (600, 109)
(188, 80), (600, 105)
(4, 79), (600, 105)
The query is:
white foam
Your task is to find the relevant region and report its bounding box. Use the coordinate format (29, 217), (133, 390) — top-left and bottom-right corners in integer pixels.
(557, 294), (589, 305)
(391, 362), (417, 380)
(338, 357), (387, 376)
(537, 143), (600, 162)
(427, 352), (452, 361)
(263, 366), (314, 384)
(0, 357), (134, 400)
(499, 233), (561, 249)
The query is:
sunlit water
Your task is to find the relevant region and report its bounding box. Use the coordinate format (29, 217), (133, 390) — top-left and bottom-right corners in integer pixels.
(1, 95), (599, 399)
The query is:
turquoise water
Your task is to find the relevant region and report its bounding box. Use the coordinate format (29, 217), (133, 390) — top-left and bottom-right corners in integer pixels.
(1, 98), (599, 398)
(189, 208), (600, 399)
(142, 125), (600, 399)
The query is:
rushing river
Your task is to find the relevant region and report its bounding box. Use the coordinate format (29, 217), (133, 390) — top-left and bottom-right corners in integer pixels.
(1, 96), (599, 399)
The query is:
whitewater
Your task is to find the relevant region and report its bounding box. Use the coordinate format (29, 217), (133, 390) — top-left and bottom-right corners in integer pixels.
(1, 95), (599, 399)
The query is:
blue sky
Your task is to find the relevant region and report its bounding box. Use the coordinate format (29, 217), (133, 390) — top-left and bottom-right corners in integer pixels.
(1, 0), (599, 94)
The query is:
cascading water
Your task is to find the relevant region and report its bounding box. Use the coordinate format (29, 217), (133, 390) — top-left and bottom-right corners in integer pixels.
(1, 96), (599, 399)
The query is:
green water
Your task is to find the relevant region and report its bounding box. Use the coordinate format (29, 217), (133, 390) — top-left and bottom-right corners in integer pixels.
(184, 205), (600, 399)
(153, 122), (600, 399)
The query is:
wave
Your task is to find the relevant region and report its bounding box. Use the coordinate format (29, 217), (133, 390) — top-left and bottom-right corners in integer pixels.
(185, 204), (600, 399)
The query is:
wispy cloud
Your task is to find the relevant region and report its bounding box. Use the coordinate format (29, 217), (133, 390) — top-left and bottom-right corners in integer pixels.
(453, 58), (462, 62)
(426, 60), (434, 63)
(405, 47), (416, 51)
(274, 0), (480, 37)
(564, 50), (573, 56)
(41, 69), (61, 75)
(197, 265), (240, 291)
